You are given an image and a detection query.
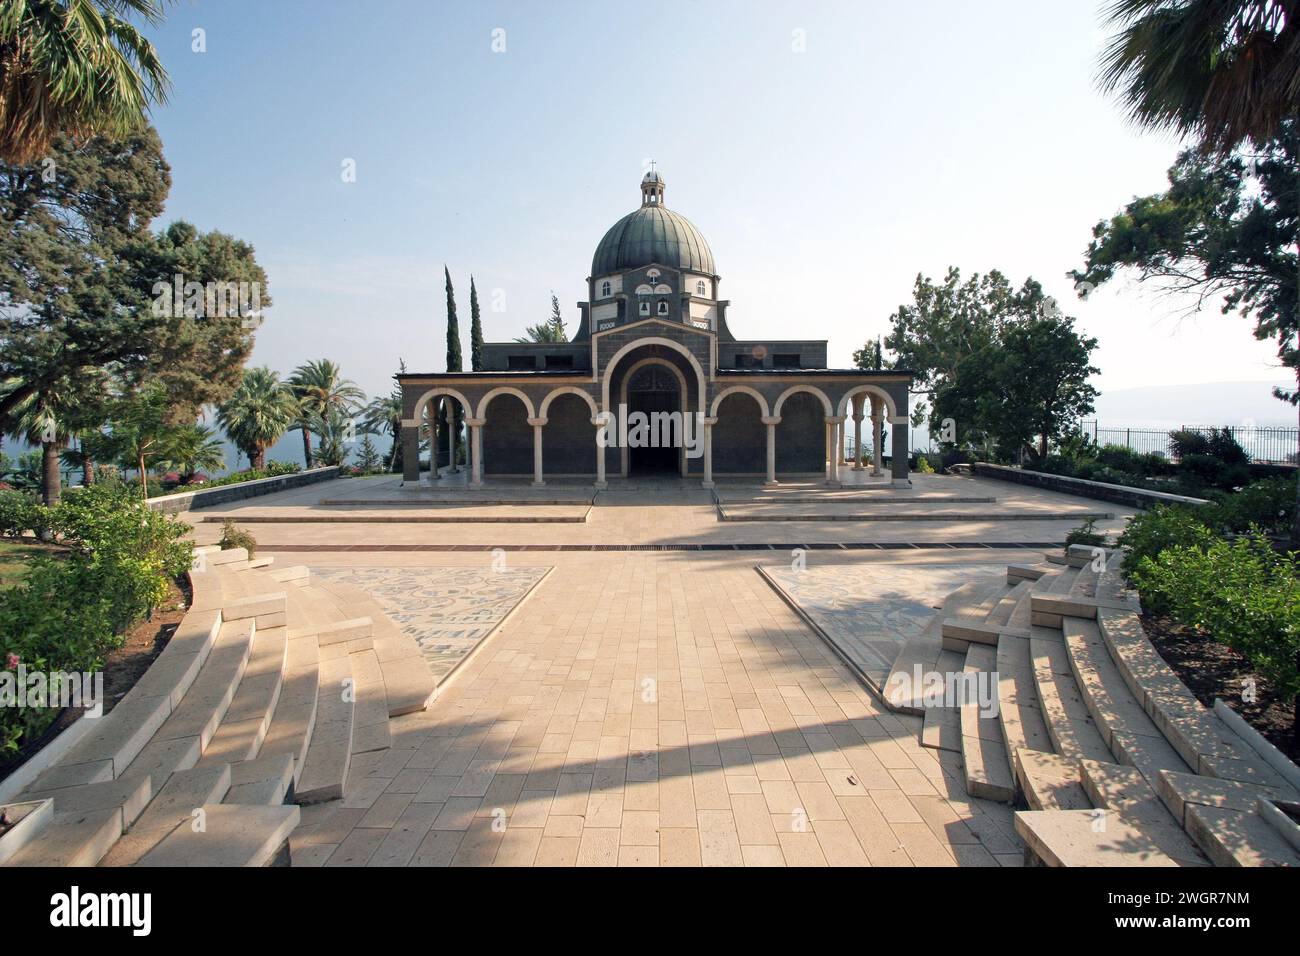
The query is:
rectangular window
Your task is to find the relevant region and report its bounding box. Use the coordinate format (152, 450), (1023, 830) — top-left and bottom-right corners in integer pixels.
(772, 353), (801, 368)
(507, 355), (535, 370)
(544, 355), (574, 370)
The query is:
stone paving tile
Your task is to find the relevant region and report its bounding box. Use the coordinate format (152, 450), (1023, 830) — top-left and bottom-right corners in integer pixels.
(280, 538), (1029, 866)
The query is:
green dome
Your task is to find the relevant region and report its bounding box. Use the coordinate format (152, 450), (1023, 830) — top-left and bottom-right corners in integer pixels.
(591, 173), (716, 277)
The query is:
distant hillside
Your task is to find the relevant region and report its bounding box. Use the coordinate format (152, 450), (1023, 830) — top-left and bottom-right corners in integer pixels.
(1092, 380), (1295, 429)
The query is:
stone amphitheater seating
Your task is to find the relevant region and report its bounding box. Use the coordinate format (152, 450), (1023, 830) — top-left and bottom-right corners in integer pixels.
(0, 546), (436, 867)
(882, 544), (1300, 867)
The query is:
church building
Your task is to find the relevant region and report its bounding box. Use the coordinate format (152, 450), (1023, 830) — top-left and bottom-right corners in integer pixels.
(398, 170), (912, 487)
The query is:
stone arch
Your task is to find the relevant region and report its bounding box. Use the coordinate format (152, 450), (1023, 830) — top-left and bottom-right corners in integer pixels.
(410, 386), (473, 424)
(835, 384), (901, 423)
(618, 357), (690, 478)
(773, 384), (833, 418)
(709, 385), (770, 418)
(476, 386), (536, 421)
(539, 386), (599, 419)
(601, 336), (707, 415)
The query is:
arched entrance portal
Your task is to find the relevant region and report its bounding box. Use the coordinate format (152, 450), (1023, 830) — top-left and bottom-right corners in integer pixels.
(625, 363), (682, 476)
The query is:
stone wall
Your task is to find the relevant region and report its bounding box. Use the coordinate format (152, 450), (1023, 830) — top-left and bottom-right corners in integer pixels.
(146, 466), (341, 514)
(971, 463), (1209, 509)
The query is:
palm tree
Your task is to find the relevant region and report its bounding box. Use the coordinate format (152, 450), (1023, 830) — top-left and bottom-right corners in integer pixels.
(288, 359), (364, 468)
(1099, 0), (1299, 153)
(360, 392), (401, 472)
(3, 379), (72, 505)
(157, 423), (225, 481)
(0, 0), (172, 164)
(308, 407), (355, 467)
(216, 367), (299, 471)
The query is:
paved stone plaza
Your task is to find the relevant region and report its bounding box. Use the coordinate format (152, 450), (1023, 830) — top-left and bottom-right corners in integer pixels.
(175, 473), (1132, 866)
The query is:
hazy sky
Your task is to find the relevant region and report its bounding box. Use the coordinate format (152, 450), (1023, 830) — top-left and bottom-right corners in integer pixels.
(139, 0), (1289, 413)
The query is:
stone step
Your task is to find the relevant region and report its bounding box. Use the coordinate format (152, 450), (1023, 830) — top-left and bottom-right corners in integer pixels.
(1007, 563), (1047, 583)
(1029, 633), (1113, 764)
(137, 803), (300, 867)
(959, 644), (1014, 802)
(1078, 760), (1208, 863)
(995, 633), (1052, 767)
(310, 580), (436, 717)
(920, 701), (961, 753)
(347, 647), (393, 756)
(2, 806), (121, 866)
(22, 775), (152, 830)
(149, 618), (257, 756)
(1014, 809), (1201, 867)
(258, 632), (321, 783)
(940, 616), (1031, 651)
(881, 581), (1003, 713)
(987, 579), (1032, 628)
(99, 763), (233, 867)
(196, 623), (288, 767)
(1061, 618), (1193, 782)
(1013, 748), (1090, 811)
(294, 654), (355, 804)
(225, 752), (296, 805)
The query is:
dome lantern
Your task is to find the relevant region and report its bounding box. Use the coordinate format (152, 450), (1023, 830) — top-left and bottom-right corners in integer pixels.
(641, 163), (665, 206)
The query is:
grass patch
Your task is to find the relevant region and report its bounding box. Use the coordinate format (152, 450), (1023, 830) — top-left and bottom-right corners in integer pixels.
(0, 538), (65, 591)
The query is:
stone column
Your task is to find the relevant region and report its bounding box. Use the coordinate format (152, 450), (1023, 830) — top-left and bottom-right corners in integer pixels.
(528, 417), (546, 487)
(400, 418), (419, 484)
(890, 419), (911, 488)
(592, 414), (608, 490)
(467, 418), (485, 488)
(825, 416), (844, 485)
(871, 399), (884, 477)
(446, 401), (458, 474)
(761, 415), (780, 487)
(852, 394), (865, 471)
(701, 416), (717, 489)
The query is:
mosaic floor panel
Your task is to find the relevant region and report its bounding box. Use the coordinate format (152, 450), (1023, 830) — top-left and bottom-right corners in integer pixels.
(762, 562), (1006, 687)
(311, 565), (549, 681)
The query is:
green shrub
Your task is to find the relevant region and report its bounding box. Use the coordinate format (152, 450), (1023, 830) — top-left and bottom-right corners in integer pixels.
(1117, 504), (1217, 576)
(0, 489), (43, 538)
(1130, 534), (1300, 703)
(219, 520), (257, 558)
(0, 485), (193, 758)
(1206, 477), (1295, 535)
(1066, 517), (1106, 549)
(916, 456), (935, 474)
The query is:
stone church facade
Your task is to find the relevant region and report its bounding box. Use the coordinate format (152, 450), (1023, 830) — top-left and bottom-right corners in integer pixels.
(398, 170), (911, 487)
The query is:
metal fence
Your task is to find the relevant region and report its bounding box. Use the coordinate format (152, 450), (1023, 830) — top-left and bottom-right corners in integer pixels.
(843, 424), (1299, 465)
(1078, 422), (1299, 466)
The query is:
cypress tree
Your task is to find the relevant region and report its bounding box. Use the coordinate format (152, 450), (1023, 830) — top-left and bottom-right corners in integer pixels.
(470, 276), (484, 372)
(440, 266), (463, 472)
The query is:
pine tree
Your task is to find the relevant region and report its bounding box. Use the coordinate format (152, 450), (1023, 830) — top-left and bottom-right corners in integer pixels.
(470, 277), (484, 372)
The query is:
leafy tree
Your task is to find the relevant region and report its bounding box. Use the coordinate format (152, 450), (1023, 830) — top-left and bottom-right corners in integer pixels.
(288, 359), (363, 468)
(1072, 125), (1298, 528)
(936, 315), (1099, 460)
(1099, 0), (1299, 155)
(215, 367), (299, 470)
(852, 336), (886, 371)
(0, 0), (171, 164)
(885, 268), (1051, 409)
(101, 384), (172, 497)
(0, 128), (168, 426)
(469, 275), (483, 372)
